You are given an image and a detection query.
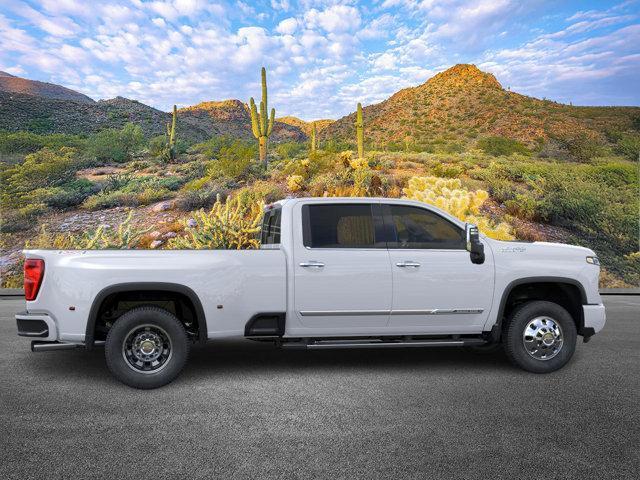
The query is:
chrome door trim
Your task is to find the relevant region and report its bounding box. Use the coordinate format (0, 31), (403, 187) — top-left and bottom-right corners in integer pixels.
(299, 309), (483, 317)
(300, 310), (390, 317)
(391, 308), (484, 315)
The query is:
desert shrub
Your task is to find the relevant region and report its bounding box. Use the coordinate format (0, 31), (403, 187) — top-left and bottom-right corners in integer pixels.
(234, 181), (286, 208)
(168, 195), (262, 249)
(276, 141), (306, 160)
(432, 163), (464, 178)
(148, 135), (167, 157)
(175, 187), (229, 211)
(477, 136), (529, 156)
(31, 178), (98, 209)
(88, 123), (144, 162)
(0, 131), (87, 154)
(504, 194), (540, 220)
(82, 186), (173, 210)
(403, 176), (514, 240)
(555, 132), (603, 162)
(25, 211), (148, 249)
(215, 140), (256, 177)
(615, 133), (640, 160)
(287, 174), (305, 192)
(0, 147), (83, 210)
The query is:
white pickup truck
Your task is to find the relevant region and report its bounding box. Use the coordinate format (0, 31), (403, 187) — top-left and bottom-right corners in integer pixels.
(16, 197), (606, 388)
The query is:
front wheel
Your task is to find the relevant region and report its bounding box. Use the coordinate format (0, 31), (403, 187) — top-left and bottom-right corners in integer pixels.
(105, 306), (190, 389)
(504, 300), (577, 373)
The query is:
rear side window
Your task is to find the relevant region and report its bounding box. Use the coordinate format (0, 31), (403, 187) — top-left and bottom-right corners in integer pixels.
(260, 207), (281, 244)
(386, 205), (464, 249)
(303, 204), (380, 248)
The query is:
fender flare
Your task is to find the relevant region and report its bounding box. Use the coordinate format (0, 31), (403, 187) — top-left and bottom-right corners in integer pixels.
(85, 282), (207, 348)
(489, 276), (588, 340)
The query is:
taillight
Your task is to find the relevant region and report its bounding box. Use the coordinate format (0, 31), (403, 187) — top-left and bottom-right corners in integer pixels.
(24, 259), (45, 301)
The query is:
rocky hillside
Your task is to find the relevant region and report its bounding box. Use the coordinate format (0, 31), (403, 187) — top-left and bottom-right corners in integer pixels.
(321, 64), (640, 147)
(277, 116), (334, 135)
(0, 73), (306, 143)
(0, 91), (210, 142)
(179, 100), (306, 142)
(0, 71), (94, 104)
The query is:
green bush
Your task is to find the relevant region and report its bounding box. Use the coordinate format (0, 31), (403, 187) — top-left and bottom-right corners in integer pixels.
(615, 133), (640, 160)
(477, 136), (529, 156)
(216, 141), (257, 178)
(88, 123), (144, 162)
(0, 131), (87, 154)
(0, 147), (83, 209)
(556, 132), (603, 162)
(82, 187), (173, 210)
(275, 141), (306, 160)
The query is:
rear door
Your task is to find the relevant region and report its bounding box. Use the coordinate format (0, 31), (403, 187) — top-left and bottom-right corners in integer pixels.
(293, 202), (392, 333)
(384, 203), (494, 334)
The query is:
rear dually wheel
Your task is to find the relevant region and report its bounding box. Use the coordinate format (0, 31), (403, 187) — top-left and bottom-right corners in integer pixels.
(105, 306), (190, 389)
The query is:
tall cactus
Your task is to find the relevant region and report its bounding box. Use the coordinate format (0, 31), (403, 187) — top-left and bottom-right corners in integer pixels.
(249, 67), (275, 167)
(165, 104), (177, 161)
(355, 102), (364, 160)
(310, 121), (317, 152)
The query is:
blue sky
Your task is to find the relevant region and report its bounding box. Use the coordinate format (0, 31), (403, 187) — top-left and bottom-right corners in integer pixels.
(0, 0), (638, 120)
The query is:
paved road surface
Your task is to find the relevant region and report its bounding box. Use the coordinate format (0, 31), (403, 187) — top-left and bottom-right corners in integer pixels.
(1, 296), (638, 479)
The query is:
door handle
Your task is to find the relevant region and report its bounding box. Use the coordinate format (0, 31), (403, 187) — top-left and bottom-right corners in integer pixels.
(396, 261), (421, 268)
(300, 261), (325, 268)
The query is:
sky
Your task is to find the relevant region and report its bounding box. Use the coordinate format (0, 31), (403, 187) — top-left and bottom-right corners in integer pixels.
(0, 0), (638, 120)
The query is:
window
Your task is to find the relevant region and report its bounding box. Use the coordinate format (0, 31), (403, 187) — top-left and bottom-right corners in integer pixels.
(387, 205), (464, 249)
(260, 206), (281, 245)
(303, 204), (377, 248)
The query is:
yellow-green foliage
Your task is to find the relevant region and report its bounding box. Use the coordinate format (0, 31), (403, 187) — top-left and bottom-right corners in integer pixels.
(287, 174), (305, 192)
(26, 211), (148, 249)
(403, 176), (513, 240)
(168, 195), (262, 249)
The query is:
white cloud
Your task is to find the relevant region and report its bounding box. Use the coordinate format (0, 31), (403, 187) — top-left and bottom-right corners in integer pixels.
(152, 17), (167, 28)
(276, 17), (298, 35)
(305, 5), (361, 33)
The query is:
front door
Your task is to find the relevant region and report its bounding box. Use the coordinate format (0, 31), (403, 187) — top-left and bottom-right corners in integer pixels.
(383, 204), (494, 334)
(293, 202), (392, 334)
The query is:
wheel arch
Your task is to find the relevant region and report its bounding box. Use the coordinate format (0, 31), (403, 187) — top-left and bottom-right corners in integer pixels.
(85, 282), (207, 348)
(492, 276), (588, 340)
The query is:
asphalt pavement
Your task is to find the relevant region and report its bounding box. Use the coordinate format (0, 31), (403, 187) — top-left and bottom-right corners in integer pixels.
(1, 296), (638, 479)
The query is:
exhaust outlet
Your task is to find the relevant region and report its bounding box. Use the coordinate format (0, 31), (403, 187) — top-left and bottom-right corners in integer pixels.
(31, 341), (82, 352)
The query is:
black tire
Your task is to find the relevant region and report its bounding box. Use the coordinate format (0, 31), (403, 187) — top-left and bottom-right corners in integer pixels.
(105, 306), (190, 389)
(504, 300), (577, 373)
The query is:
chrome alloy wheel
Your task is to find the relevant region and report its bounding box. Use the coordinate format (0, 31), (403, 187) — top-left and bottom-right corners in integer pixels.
(122, 324), (172, 374)
(522, 316), (564, 361)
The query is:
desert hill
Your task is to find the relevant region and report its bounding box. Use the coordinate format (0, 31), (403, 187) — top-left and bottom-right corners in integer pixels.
(276, 116), (334, 135)
(321, 64), (640, 148)
(179, 100), (306, 142)
(0, 73), (305, 142)
(0, 71), (94, 104)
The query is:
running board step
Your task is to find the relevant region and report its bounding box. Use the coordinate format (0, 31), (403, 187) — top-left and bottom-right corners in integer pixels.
(281, 338), (487, 350)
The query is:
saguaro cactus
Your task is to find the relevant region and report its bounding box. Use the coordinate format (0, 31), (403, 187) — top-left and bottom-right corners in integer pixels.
(355, 102), (364, 160)
(249, 67), (275, 167)
(165, 104), (177, 161)
(310, 122), (317, 152)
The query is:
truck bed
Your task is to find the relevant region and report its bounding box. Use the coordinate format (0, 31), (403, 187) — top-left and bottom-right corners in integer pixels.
(23, 249), (287, 342)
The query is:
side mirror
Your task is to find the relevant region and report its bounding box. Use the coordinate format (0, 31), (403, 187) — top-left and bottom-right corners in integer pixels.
(465, 224), (485, 264)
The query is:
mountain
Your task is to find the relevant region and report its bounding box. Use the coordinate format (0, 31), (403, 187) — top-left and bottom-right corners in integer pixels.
(277, 116), (334, 135)
(0, 71), (95, 104)
(0, 80), (305, 143)
(321, 64), (640, 148)
(179, 100), (306, 142)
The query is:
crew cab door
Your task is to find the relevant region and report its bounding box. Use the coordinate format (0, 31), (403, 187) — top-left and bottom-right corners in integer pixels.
(293, 202), (392, 333)
(383, 204), (494, 334)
